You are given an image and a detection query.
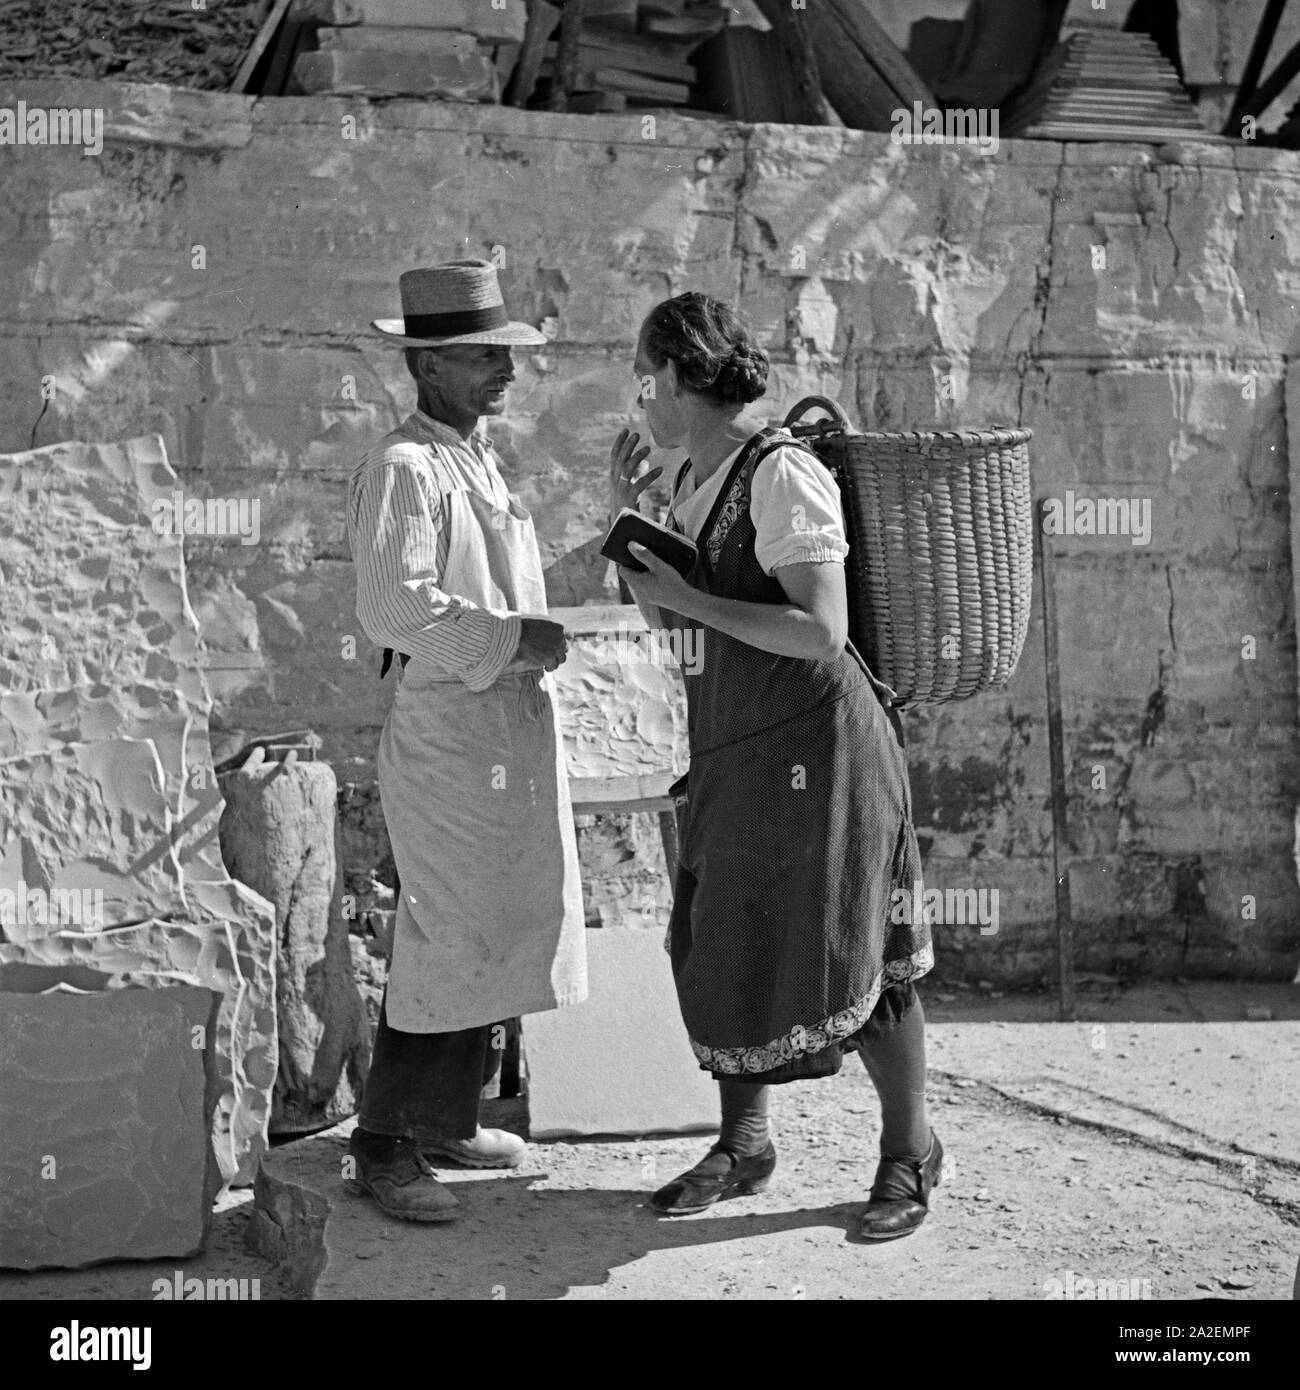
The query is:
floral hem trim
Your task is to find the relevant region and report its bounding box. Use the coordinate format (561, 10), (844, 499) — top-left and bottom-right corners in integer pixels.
(688, 944), (935, 1075)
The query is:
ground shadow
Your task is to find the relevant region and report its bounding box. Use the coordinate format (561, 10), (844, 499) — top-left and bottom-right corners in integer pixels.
(318, 1171), (921, 1301)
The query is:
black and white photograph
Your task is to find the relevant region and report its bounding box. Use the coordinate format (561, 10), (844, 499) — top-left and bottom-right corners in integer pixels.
(1, 0), (1298, 1348)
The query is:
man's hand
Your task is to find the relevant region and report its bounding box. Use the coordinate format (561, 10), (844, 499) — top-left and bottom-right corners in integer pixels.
(502, 616), (569, 674)
(609, 428), (663, 523)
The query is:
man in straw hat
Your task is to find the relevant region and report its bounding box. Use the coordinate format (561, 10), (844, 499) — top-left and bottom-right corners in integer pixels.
(344, 260), (587, 1221)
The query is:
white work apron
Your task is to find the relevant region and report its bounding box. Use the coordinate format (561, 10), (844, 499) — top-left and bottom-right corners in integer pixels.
(379, 485), (587, 1032)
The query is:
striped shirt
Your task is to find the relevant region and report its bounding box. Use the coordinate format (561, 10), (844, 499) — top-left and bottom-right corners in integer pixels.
(346, 408), (522, 691)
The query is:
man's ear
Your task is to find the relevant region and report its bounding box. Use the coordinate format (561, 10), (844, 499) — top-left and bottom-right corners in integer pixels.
(416, 348), (439, 381)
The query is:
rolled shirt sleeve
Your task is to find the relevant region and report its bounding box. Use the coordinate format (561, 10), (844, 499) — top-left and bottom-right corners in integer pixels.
(349, 446), (521, 691)
(749, 445), (850, 575)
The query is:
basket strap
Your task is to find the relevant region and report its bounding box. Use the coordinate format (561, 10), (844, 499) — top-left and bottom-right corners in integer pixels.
(670, 431), (797, 499)
(748, 430), (821, 473)
(748, 430), (843, 511)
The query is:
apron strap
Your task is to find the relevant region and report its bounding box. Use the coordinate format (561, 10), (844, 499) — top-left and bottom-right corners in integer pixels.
(747, 428), (822, 475)
(379, 648), (411, 680)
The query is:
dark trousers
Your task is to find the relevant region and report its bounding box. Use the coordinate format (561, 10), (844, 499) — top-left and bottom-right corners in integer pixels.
(357, 989), (503, 1143)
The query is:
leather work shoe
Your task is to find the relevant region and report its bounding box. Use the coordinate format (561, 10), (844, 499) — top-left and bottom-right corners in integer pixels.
(648, 1142), (777, 1215)
(422, 1127), (527, 1170)
(345, 1134), (459, 1222)
(857, 1131), (944, 1241)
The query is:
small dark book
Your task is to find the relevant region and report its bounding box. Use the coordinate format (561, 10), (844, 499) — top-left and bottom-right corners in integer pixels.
(600, 508), (698, 576)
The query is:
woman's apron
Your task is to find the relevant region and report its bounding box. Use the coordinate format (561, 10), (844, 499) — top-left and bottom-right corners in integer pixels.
(379, 485), (587, 1033)
(663, 430), (933, 1082)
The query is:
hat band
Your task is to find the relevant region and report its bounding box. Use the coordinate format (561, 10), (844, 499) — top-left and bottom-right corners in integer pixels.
(403, 304), (510, 338)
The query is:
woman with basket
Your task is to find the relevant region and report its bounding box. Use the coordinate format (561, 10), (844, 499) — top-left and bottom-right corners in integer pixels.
(610, 291), (941, 1239)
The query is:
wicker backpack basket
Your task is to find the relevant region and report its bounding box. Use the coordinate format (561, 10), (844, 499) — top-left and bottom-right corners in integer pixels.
(782, 397), (1034, 707)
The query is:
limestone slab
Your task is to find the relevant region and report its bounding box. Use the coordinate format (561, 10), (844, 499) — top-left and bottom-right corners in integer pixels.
(551, 610), (688, 783)
(0, 984), (220, 1270)
(0, 435), (278, 1188)
(523, 927), (716, 1139)
(293, 50), (499, 100)
(0, 434), (242, 890)
(318, 25), (477, 54)
(355, 0), (525, 43)
(0, 903), (277, 1188)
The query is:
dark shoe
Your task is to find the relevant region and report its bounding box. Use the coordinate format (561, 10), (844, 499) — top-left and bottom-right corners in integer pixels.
(649, 1142), (777, 1215)
(345, 1133), (459, 1223)
(423, 1127), (527, 1170)
(857, 1131), (943, 1241)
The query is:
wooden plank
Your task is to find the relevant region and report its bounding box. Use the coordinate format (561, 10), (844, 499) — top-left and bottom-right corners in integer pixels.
(1238, 31), (1300, 123)
(582, 66), (691, 101)
(549, 603), (646, 635)
(264, 15), (310, 95)
(541, 60), (691, 101)
(582, 0), (638, 30)
(230, 0), (294, 93)
(643, 9), (725, 41)
(548, 0), (587, 110)
(569, 772), (676, 813)
(506, 0), (561, 107)
(568, 90), (628, 111)
(695, 25), (818, 124)
(545, 33), (696, 82)
(1226, 0), (1289, 132)
(761, 3), (836, 126)
(755, 0), (932, 131)
(822, 0), (934, 106)
(1034, 498), (1076, 1024)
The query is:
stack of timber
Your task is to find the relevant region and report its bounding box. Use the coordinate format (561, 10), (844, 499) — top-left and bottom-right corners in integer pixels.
(526, 0), (726, 111)
(1003, 29), (1225, 143)
(233, 0), (525, 99)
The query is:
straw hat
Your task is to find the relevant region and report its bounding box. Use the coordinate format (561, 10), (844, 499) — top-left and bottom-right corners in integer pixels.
(372, 260), (547, 347)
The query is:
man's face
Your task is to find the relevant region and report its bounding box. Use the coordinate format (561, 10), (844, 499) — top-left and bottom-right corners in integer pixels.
(422, 343), (516, 420)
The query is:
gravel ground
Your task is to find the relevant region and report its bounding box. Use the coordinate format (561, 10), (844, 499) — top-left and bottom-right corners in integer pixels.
(3, 981), (1295, 1302)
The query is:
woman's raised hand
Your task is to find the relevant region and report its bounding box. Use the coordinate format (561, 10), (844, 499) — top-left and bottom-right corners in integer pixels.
(609, 428), (662, 523)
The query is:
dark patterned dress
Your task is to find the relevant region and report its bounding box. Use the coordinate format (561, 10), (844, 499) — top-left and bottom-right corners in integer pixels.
(662, 428), (933, 1085)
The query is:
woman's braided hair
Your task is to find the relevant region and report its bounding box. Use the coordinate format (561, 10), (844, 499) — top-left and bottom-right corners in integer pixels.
(642, 292), (769, 405)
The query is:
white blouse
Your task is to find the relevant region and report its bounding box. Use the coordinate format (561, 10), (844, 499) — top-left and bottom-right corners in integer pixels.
(667, 440), (849, 574)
